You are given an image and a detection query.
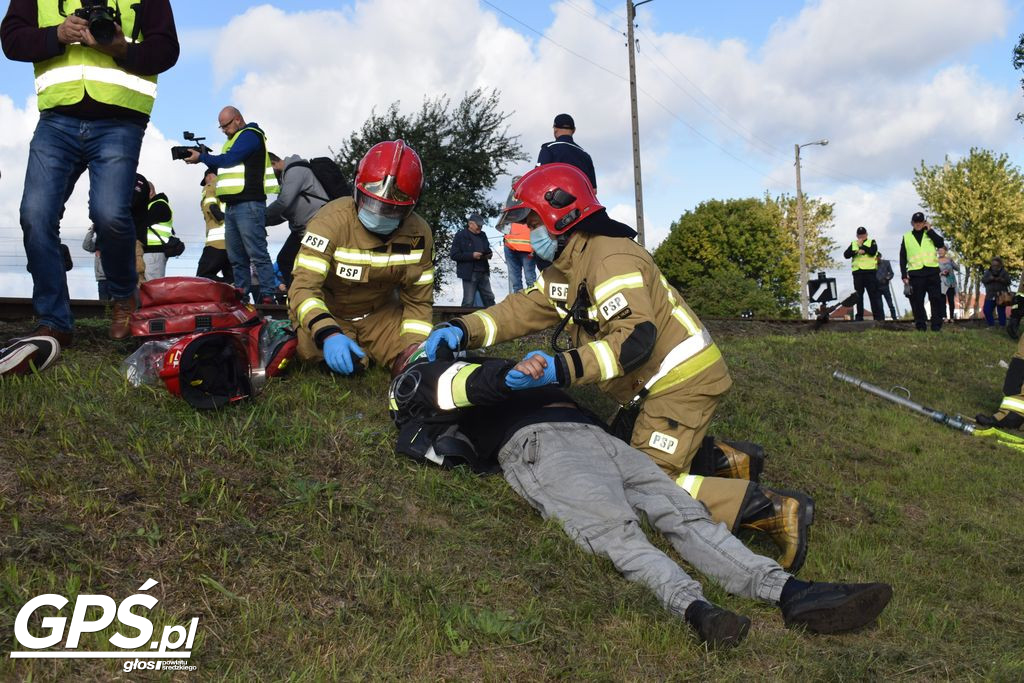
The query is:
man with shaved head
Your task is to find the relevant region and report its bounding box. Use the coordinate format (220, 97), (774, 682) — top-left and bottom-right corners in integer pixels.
(183, 106), (280, 303)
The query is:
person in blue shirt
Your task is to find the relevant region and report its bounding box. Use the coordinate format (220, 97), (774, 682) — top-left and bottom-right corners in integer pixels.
(537, 113), (597, 189)
(183, 106), (279, 303)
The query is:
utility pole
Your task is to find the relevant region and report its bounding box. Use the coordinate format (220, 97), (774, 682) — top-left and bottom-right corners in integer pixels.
(794, 138), (828, 319)
(795, 144), (808, 319)
(626, 0), (653, 247)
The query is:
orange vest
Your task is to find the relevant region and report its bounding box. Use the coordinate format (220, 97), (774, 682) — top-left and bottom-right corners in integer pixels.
(504, 223), (533, 253)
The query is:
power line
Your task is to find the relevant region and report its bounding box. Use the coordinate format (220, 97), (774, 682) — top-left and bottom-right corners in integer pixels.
(481, 0), (794, 188)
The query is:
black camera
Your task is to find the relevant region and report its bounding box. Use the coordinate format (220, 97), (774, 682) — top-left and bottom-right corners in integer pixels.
(171, 131), (212, 160)
(74, 0), (117, 45)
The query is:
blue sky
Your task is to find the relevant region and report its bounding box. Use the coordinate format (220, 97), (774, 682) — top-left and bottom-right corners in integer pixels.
(1, 0), (1022, 303)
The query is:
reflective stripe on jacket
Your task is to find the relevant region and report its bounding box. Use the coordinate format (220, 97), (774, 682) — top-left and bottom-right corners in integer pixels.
(34, 0), (157, 114)
(215, 125), (279, 198)
(201, 186), (226, 248)
(454, 231), (731, 406)
(288, 197), (435, 349)
(503, 223), (532, 253)
(145, 196), (173, 246)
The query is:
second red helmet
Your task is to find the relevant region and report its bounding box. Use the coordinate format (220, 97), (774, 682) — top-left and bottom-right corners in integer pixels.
(354, 140), (424, 219)
(498, 163), (603, 235)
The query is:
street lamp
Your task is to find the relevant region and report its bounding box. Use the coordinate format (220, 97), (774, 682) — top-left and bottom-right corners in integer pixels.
(795, 138), (828, 319)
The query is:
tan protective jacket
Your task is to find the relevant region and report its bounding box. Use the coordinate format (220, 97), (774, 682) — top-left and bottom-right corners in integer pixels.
(201, 184), (226, 249)
(288, 197), (435, 350)
(455, 231), (730, 405)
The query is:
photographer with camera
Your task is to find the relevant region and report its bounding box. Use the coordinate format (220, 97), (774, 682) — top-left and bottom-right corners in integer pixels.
(182, 106), (280, 304)
(1, 0), (178, 347)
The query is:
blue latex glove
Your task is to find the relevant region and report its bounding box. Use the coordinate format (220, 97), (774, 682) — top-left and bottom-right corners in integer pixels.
(505, 350), (558, 390)
(323, 333), (366, 375)
(423, 324), (463, 360)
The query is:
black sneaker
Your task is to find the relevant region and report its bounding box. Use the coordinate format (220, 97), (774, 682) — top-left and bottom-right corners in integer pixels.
(685, 601), (751, 649)
(781, 582), (893, 634)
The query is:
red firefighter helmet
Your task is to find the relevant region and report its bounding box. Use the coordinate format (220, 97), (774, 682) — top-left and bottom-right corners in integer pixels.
(498, 163), (603, 235)
(354, 139), (423, 220)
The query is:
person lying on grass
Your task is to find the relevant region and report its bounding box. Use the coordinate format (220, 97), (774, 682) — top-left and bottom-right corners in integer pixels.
(388, 351), (893, 649)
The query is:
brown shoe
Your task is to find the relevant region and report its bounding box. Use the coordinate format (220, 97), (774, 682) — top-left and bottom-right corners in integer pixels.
(109, 297), (137, 340)
(30, 325), (73, 349)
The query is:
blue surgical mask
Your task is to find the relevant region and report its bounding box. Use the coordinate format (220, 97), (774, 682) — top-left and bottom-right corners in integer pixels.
(358, 207), (400, 235)
(530, 227), (557, 262)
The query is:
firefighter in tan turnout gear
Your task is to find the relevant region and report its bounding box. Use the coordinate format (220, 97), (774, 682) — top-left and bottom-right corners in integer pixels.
(423, 163), (814, 572)
(288, 140), (434, 376)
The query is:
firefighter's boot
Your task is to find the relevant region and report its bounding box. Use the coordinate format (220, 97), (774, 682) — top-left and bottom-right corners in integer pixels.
(691, 437), (766, 482)
(739, 486), (814, 574)
(975, 411), (1024, 430)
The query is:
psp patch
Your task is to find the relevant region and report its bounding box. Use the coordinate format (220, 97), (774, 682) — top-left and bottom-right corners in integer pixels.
(649, 431), (679, 455)
(599, 292), (629, 321)
(300, 232), (330, 253)
(335, 263), (364, 281)
(548, 282), (569, 301)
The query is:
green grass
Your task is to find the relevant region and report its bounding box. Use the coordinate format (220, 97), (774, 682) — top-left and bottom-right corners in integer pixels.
(1, 320), (1023, 680)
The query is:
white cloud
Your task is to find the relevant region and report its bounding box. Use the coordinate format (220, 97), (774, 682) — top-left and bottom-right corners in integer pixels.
(1, 0), (1021, 301)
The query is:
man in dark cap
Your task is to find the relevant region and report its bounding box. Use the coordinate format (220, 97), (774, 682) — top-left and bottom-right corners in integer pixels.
(843, 226), (882, 320)
(450, 213), (495, 308)
(537, 113), (597, 189)
(900, 212), (945, 331)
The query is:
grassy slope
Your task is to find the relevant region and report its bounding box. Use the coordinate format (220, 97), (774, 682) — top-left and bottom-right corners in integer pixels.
(1, 321), (1023, 681)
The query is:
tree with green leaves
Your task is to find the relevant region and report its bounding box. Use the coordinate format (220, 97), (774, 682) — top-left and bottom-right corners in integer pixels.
(652, 194), (836, 317)
(913, 148), (1024, 307)
(335, 89), (527, 288)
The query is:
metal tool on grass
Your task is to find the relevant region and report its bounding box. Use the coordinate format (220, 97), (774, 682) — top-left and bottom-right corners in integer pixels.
(832, 370), (974, 433)
(831, 370), (1024, 452)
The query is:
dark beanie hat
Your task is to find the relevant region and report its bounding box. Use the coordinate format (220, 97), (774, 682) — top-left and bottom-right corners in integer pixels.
(856, 226), (867, 235)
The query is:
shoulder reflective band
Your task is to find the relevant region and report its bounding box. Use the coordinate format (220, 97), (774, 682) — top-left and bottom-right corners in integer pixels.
(401, 319), (433, 337)
(295, 254), (329, 276)
(415, 268), (435, 286)
(436, 362), (480, 410)
(296, 298), (330, 325)
(1000, 396), (1024, 415)
(469, 310), (497, 347)
(594, 271), (645, 302)
(676, 473), (704, 498)
(588, 340), (618, 380)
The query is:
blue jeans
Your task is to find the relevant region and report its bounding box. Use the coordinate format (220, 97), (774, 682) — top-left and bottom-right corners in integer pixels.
(984, 298), (1007, 326)
(504, 245), (537, 294)
(224, 201), (276, 300)
(461, 272), (495, 307)
(20, 112), (144, 332)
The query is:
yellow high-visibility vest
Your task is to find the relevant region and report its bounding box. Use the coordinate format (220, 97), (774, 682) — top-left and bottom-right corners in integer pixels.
(850, 239), (876, 271)
(146, 197), (173, 247)
(215, 126), (279, 197)
(34, 0), (157, 115)
(903, 231), (938, 272)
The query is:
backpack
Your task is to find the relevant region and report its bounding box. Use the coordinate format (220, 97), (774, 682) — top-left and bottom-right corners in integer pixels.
(284, 157), (352, 203)
(130, 276), (260, 338)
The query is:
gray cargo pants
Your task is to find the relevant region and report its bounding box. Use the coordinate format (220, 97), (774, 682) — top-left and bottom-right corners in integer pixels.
(498, 422), (790, 618)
